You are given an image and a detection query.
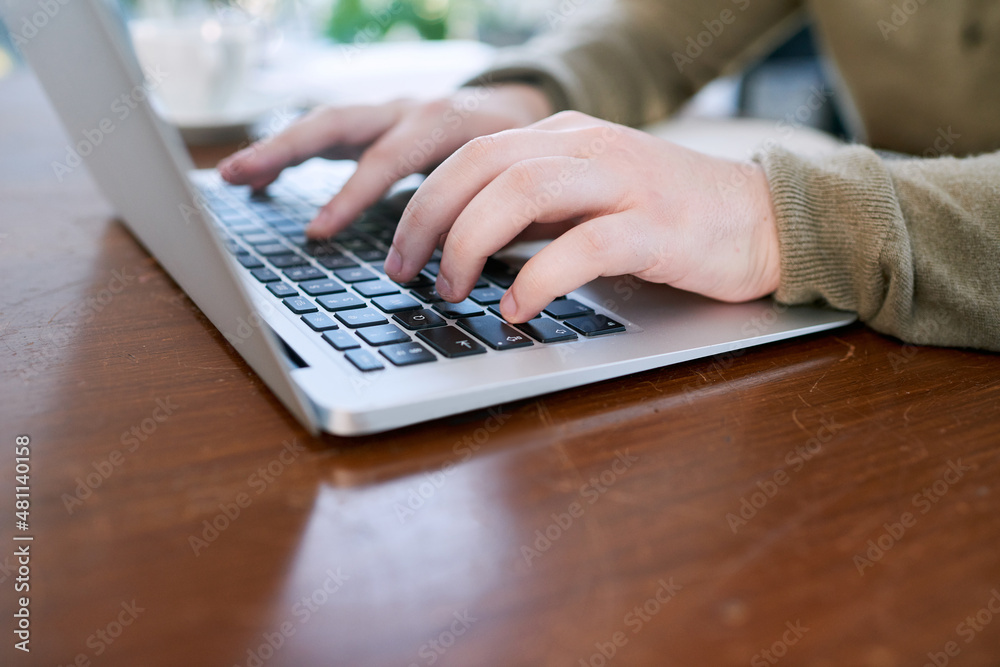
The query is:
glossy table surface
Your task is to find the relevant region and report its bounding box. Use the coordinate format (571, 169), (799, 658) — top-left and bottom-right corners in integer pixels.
(2, 71), (1000, 667)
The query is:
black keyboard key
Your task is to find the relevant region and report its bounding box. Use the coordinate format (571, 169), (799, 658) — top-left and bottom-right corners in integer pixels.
(236, 253), (264, 269)
(267, 282), (298, 298)
(339, 236), (375, 252)
(379, 342), (437, 367)
(544, 299), (594, 319)
(317, 254), (359, 270)
(335, 307), (388, 328)
(355, 248), (387, 262)
(317, 293), (365, 311)
(301, 312), (339, 331)
(243, 232), (277, 245)
(394, 273), (433, 289)
(284, 266), (326, 282)
(457, 315), (534, 350)
(300, 278), (347, 296)
(226, 222), (258, 233)
(422, 261), (441, 276)
(393, 309), (447, 330)
(256, 243), (292, 256)
(469, 287), (505, 305)
(250, 268), (280, 283)
(345, 349), (384, 372)
(304, 242), (342, 257)
(283, 297), (317, 314)
(564, 314), (626, 337)
(356, 324), (410, 346)
(515, 318), (578, 343)
(482, 258), (518, 288)
(232, 225), (264, 235)
(487, 304), (541, 320)
(354, 280), (399, 298)
(417, 326), (486, 358)
(411, 286), (444, 303)
(334, 267), (378, 283)
(372, 294), (421, 313)
(269, 254), (309, 268)
(322, 329), (360, 351)
(433, 300), (484, 319)
(272, 222), (305, 235)
(285, 234), (308, 246)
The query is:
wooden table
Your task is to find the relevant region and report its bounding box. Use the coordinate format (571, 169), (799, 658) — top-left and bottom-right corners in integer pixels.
(2, 70), (1000, 667)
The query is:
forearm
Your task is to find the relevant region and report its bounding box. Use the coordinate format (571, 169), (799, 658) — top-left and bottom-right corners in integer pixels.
(468, 0), (803, 127)
(760, 146), (1000, 351)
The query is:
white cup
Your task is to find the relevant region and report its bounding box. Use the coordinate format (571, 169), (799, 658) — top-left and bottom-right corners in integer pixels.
(129, 17), (258, 121)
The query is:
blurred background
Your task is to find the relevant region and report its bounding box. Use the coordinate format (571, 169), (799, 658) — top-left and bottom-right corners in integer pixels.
(0, 0), (847, 143)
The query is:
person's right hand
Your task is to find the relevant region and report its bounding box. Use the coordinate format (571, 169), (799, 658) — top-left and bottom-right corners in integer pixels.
(217, 84), (553, 239)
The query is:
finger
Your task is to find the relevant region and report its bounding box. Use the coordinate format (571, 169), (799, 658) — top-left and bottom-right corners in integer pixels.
(528, 109), (607, 131)
(388, 128), (599, 282)
(499, 213), (656, 322)
(305, 112), (457, 238)
(436, 156), (614, 300)
(218, 103), (405, 190)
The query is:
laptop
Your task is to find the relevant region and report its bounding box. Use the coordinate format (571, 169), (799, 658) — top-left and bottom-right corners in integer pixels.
(3, 0), (856, 435)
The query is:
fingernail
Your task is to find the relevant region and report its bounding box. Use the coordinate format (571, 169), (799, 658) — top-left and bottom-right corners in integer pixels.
(219, 148), (249, 172)
(437, 274), (454, 301)
(384, 245), (402, 276)
(305, 215), (327, 238)
(499, 290), (517, 320)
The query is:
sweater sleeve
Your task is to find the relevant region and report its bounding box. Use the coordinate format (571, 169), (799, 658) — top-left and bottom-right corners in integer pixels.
(466, 0), (803, 127)
(758, 145), (1000, 351)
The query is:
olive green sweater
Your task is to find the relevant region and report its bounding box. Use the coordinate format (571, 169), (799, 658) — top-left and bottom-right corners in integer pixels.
(470, 0), (1000, 350)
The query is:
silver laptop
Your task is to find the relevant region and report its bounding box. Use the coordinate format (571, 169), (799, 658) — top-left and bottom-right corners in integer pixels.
(3, 0), (856, 435)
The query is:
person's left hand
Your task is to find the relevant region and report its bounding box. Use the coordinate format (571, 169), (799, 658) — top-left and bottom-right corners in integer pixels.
(383, 111), (782, 323)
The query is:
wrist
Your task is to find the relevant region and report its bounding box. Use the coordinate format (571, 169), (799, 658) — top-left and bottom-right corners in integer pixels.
(453, 83), (554, 127)
(747, 164), (782, 298)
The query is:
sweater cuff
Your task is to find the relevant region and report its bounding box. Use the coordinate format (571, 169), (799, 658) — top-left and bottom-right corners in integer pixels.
(756, 145), (908, 321)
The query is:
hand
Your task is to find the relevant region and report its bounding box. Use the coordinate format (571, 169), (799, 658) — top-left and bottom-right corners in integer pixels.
(217, 85), (553, 238)
(383, 111), (781, 323)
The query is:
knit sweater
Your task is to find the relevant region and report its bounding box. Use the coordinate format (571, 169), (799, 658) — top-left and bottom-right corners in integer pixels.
(468, 0), (1000, 350)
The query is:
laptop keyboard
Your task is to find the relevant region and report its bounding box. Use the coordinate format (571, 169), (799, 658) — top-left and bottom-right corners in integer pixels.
(197, 172), (627, 373)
